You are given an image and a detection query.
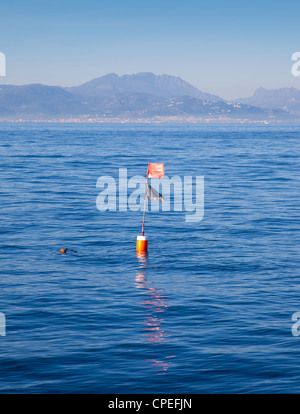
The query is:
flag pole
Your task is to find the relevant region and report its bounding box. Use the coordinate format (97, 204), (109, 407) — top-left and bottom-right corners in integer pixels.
(137, 162), (164, 252)
(141, 176), (148, 236)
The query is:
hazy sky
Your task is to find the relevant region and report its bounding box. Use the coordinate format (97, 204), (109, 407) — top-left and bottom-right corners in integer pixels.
(0, 0), (299, 99)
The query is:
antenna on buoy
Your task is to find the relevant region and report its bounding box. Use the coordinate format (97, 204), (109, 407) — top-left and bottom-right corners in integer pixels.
(136, 163), (165, 252)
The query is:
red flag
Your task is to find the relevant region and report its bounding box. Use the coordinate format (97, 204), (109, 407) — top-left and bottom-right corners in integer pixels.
(147, 163), (164, 178)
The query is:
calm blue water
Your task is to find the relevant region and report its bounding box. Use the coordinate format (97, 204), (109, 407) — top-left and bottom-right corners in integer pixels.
(0, 122), (300, 393)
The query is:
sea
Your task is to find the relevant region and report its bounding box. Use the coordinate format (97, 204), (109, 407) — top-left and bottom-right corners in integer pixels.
(0, 122), (299, 394)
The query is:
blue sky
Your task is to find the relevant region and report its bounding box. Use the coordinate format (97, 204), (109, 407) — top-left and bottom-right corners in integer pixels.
(0, 0), (299, 99)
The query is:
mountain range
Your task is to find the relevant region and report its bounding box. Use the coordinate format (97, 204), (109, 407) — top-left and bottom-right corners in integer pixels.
(0, 72), (299, 122)
(237, 87), (300, 114)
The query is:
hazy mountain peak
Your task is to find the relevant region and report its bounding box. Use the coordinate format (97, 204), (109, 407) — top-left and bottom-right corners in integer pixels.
(254, 87), (267, 95)
(67, 72), (223, 101)
(237, 86), (300, 110)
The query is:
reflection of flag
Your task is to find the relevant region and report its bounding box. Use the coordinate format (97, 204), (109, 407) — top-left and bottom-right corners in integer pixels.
(147, 163), (164, 178)
(146, 183), (165, 202)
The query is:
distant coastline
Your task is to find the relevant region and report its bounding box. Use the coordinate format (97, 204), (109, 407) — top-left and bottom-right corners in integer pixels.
(1, 118), (300, 124)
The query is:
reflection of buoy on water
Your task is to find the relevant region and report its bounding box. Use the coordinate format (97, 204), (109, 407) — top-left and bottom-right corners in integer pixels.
(136, 235), (148, 252)
(136, 250), (148, 261)
(137, 163), (165, 252)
